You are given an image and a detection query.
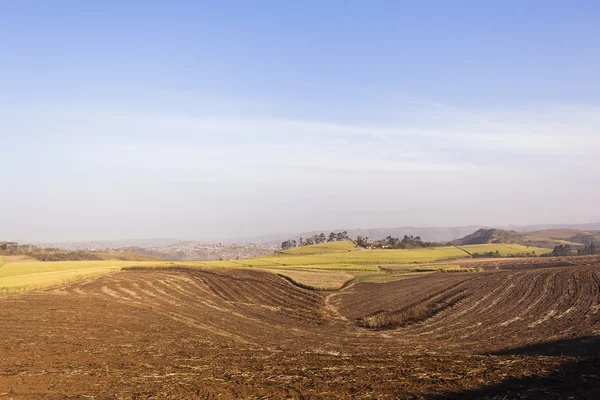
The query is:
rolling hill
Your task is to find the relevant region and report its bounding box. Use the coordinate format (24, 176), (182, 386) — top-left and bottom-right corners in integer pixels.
(453, 228), (600, 249)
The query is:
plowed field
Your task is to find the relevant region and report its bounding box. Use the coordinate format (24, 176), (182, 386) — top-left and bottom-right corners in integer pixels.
(1, 260), (600, 399)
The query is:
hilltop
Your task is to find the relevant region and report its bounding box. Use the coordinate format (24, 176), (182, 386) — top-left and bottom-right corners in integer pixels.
(453, 228), (600, 250)
(0, 242), (163, 262)
(230, 223), (600, 245)
(453, 229), (528, 246)
(525, 229), (600, 248)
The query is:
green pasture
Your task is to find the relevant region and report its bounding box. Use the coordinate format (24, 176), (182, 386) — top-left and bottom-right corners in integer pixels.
(0, 242), (553, 293)
(456, 244), (550, 256)
(0, 260), (173, 293)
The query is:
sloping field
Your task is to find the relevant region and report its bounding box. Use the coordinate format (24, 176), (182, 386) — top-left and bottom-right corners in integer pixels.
(1, 261), (600, 398)
(457, 243), (549, 256)
(230, 246), (469, 267)
(221, 243), (550, 269)
(268, 268), (356, 290)
(332, 265), (600, 353)
(0, 259), (177, 293)
(456, 254), (600, 271)
(0, 242), (556, 294)
(275, 241), (358, 255)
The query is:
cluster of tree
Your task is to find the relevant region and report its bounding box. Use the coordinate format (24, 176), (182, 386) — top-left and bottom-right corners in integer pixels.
(28, 251), (104, 262)
(0, 242), (35, 255)
(577, 242), (600, 256)
(377, 235), (436, 249)
(1, 241), (109, 262)
(356, 236), (370, 248)
(542, 242), (600, 257)
(281, 231), (351, 250)
(472, 250), (503, 258)
(550, 244), (574, 257)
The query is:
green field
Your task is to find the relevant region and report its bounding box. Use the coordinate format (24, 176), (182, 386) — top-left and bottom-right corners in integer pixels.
(0, 242), (554, 293)
(457, 244), (550, 256)
(0, 260), (175, 293)
(232, 244), (468, 267)
(274, 241), (358, 255)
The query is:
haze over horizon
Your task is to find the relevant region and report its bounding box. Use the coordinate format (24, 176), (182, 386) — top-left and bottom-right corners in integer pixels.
(2, 1), (600, 243)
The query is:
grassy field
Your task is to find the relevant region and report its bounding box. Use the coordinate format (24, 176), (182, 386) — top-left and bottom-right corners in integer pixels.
(0, 260), (174, 293)
(234, 245), (469, 267)
(0, 242), (554, 293)
(0, 268), (121, 293)
(457, 244), (550, 256)
(267, 268), (355, 290)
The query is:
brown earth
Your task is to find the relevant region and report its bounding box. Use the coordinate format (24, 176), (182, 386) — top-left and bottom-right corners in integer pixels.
(1, 261), (600, 399)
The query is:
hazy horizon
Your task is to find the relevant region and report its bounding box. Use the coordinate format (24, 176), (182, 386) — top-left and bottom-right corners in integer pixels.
(11, 221), (600, 246)
(2, 2), (600, 243)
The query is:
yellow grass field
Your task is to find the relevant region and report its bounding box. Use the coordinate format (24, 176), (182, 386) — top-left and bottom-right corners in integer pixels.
(267, 268), (355, 290)
(0, 242), (552, 293)
(456, 244), (550, 256)
(0, 268), (121, 293)
(236, 245), (469, 267)
(0, 260), (171, 293)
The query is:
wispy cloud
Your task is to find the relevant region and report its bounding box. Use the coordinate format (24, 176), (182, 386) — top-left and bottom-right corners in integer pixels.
(1, 101), (599, 242)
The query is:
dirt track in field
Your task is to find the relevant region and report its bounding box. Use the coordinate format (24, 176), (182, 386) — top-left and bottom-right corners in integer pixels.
(1, 261), (600, 399)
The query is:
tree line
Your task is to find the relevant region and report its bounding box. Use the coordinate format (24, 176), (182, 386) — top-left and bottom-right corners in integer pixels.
(281, 231), (351, 250)
(378, 235), (436, 249)
(281, 232), (439, 251)
(547, 242), (600, 257)
(355, 235), (437, 249)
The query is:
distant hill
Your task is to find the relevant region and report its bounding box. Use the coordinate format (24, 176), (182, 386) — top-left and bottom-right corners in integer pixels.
(234, 223), (600, 246)
(505, 223), (600, 232)
(453, 229), (528, 246)
(454, 228), (600, 249)
(231, 226), (483, 245)
(35, 238), (183, 251)
(0, 241), (165, 262)
(525, 229), (600, 248)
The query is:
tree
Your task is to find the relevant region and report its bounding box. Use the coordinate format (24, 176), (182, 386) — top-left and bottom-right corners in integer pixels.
(356, 236), (369, 248)
(281, 240), (298, 251)
(318, 233), (327, 244)
(336, 231), (349, 241)
(578, 242), (600, 255)
(552, 244), (572, 257)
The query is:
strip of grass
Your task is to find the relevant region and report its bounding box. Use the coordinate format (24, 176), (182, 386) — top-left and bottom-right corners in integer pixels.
(270, 269), (355, 291)
(0, 267), (120, 293)
(457, 244), (549, 256)
(410, 264), (481, 273)
(0, 260), (175, 293)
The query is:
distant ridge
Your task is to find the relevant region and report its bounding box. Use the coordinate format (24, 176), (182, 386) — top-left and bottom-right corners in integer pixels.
(229, 225), (484, 244)
(453, 229), (527, 246)
(30, 223), (600, 249)
(230, 223), (600, 245)
(35, 238), (183, 251)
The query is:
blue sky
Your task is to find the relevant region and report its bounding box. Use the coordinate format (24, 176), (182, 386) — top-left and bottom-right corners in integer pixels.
(1, 1), (599, 242)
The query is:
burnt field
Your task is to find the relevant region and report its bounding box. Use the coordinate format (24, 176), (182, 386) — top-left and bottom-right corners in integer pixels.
(1, 261), (600, 399)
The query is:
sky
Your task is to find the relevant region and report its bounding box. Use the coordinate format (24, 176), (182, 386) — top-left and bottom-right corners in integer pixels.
(1, 1), (600, 242)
